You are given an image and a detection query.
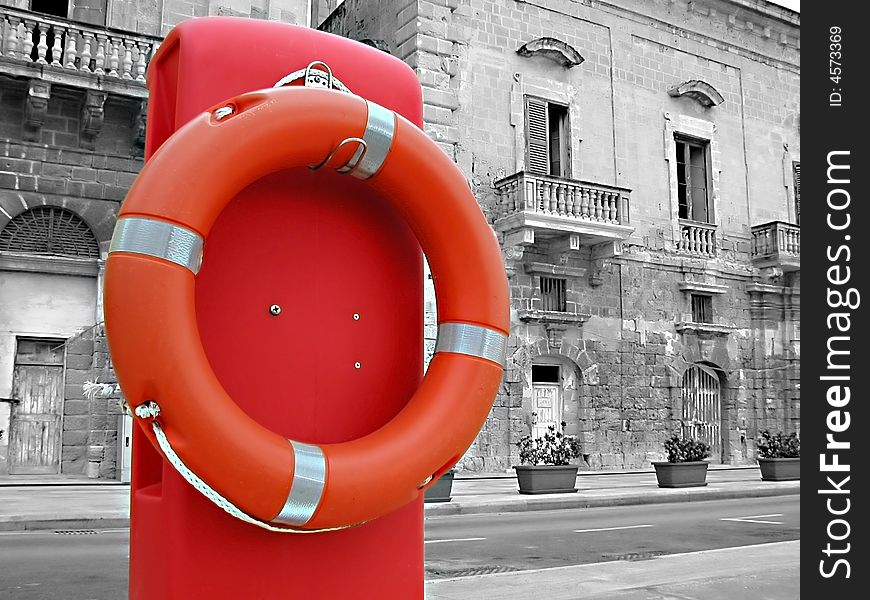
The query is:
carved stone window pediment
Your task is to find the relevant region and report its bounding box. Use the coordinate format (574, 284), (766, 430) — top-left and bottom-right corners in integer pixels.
(517, 37), (585, 68)
(667, 80), (725, 108)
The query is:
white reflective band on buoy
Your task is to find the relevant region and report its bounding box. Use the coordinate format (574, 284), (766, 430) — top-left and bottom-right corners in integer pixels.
(273, 441), (327, 526)
(109, 217), (204, 274)
(347, 100), (395, 180)
(434, 323), (508, 368)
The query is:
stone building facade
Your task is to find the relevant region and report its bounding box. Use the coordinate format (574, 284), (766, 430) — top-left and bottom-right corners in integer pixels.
(0, 0), (308, 477)
(0, 0), (799, 478)
(318, 0), (800, 471)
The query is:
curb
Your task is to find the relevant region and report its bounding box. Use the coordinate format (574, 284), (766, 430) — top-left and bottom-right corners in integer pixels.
(0, 516), (130, 532)
(423, 484), (800, 517)
(0, 485), (799, 531)
(0, 481), (128, 488)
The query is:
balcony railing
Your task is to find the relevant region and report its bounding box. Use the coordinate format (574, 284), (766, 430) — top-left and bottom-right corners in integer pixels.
(496, 171), (629, 225)
(493, 171), (633, 245)
(676, 219), (717, 257)
(0, 6), (159, 84)
(751, 221), (800, 271)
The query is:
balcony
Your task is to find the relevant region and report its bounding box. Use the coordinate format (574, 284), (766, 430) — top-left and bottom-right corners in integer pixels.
(676, 219), (717, 258)
(493, 171), (633, 247)
(0, 6), (159, 98)
(751, 221), (800, 272)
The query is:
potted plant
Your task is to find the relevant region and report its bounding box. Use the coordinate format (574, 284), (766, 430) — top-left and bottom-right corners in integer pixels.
(423, 469), (456, 503)
(514, 422), (582, 494)
(756, 430), (800, 481)
(652, 435), (711, 488)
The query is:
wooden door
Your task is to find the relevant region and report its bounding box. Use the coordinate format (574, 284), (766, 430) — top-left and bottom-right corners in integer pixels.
(8, 338), (65, 475)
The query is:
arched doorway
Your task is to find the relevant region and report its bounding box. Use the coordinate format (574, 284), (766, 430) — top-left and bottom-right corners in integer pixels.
(0, 206), (100, 475)
(529, 355), (583, 439)
(681, 363), (723, 462)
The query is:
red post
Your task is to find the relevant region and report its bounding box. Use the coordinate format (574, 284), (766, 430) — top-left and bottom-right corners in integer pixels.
(129, 18), (425, 599)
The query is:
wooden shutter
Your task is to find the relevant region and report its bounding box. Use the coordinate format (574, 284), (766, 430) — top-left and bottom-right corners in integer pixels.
(525, 97), (549, 175)
(793, 162), (800, 225)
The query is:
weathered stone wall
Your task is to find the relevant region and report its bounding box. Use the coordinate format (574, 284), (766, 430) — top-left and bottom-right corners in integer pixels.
(109, 0), (311, 34)
(325, 0), (802, 472)
(60, 326), (123, 477)
(1, 0), (800, 477)
(1, 74), (139, 478)
(468, 250), (799, 472)
(0, 81), (141, 250)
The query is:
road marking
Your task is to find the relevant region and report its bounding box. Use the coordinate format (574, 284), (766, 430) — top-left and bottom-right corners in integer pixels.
(574, 524), (653, 534)
(720, 513), (784, 525)
(424, 537), (486, 544)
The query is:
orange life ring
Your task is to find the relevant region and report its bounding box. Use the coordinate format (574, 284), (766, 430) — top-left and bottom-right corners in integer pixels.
(104, 86), (509, 530)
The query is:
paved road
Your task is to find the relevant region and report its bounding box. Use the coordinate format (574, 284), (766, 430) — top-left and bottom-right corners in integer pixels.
(0, 496), (798, 599)
(0, 529), (127, 600)
(424, 495), (799, 578)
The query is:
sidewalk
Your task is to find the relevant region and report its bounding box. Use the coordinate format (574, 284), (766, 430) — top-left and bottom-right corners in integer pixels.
(431, 466), (799, 517)
(425, 540), (800, 599)
(0, 466), (798, 531)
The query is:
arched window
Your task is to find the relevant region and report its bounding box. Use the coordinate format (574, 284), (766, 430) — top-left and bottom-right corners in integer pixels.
(0, 207), (99, 258)
(681, 363), (721, 460)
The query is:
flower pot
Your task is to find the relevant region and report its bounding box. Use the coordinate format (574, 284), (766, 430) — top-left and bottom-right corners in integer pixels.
(514, 465), (579, 495)
(758, 457), (800, 481)
(652, 461), (709, 488)
(423, 470), (455, 503)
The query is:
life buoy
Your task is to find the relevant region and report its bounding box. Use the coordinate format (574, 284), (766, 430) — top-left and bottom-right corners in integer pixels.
(104, 86), (509, 530)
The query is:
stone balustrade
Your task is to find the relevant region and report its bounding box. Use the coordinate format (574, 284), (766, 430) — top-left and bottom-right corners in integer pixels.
(494, 171), (630, 226)
(0, 6), (159, 83)
(751, 221), (800, 259)
(677, 219), (717, 257)
(750, 220), (800, 271)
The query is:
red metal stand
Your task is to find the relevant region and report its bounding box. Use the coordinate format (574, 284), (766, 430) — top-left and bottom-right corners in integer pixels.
(129, 18), (424, 599)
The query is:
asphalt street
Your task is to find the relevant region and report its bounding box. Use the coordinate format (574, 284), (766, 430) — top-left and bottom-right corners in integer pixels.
(0, 496), (799, 599)
(424, 495), (799, 578)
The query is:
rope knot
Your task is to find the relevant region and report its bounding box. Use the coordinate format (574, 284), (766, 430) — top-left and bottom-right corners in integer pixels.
(134, 401), (161, 420)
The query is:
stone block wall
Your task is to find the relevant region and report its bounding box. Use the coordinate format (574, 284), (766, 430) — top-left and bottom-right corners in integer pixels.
(107, 0), (310, 35)
(59, 325), (123, 478)
(319, 0), (799, 472)
(464, 239), (800, 473)
(2, 69), (141, 478)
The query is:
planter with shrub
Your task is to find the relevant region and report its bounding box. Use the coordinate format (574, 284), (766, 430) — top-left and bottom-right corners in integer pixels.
(652, 435), (711, 488)
(756, 430), (800, 481)
(514, 422), (581, 494)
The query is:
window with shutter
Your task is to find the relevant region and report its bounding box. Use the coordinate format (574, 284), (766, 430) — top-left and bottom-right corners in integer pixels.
(675, 135), (712, 223)
(525, 96), (570, 178)
(548, 103), (569, 177)
(793, 161), (800, 225)
(525, 97), (550, 175)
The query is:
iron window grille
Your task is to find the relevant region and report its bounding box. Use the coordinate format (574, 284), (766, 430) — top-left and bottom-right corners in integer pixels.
(0, 206), (99, 258)
(691, 294), (713, 324)
(540, 276), (567, 312)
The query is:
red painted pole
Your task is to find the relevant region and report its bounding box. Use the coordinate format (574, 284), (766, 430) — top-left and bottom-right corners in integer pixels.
(129, 18), (424, 599)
